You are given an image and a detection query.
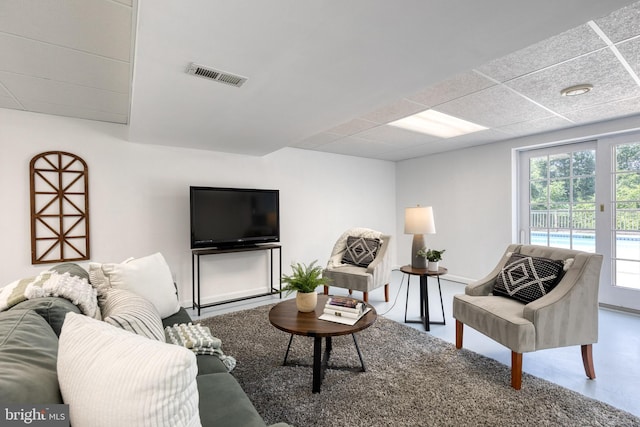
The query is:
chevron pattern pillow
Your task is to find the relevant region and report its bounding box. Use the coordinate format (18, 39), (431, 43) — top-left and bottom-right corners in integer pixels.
(342, 236), (381, 267)
(493, 253), (564, 303)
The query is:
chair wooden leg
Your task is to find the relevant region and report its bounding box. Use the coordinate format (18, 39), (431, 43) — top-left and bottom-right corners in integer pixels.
(511, 351), (522, 390)
(455, 320), (463, 349)
(384, 283), (390, 302)
(362, 292), (368, 303)
(581, 344), (596, 379)
(348, 289), (353, 295)
(323, 286), (329, 295)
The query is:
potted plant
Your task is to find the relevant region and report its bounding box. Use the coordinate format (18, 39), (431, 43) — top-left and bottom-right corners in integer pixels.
(281, 260), (331, 312)
(417, 248), (445, 271)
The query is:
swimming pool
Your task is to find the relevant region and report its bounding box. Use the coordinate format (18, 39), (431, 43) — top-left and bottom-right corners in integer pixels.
(530, 231), (640, 289)
(530, 231), (640, 252)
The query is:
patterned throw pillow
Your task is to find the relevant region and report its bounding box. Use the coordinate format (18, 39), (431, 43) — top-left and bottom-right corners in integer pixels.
(493, 253), (564, 303)
(101, 288), (165, 341)
(342, 236), (381, 267)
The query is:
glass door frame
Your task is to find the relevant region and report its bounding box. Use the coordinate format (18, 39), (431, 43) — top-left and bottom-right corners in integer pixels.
(597, 133), (640, 310)
(517, 136), (640, 311)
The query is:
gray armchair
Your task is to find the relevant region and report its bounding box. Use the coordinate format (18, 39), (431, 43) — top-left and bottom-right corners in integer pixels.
(453, 244), (603, 389)
(322, 230), (392, 303)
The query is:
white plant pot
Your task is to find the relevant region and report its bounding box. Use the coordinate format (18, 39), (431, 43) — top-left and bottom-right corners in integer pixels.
(296, 292), (317, 312)
(428, 261), (439, 272)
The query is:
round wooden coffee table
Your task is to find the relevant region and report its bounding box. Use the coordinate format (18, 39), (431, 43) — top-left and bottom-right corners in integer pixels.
(268, 294), (377, 393)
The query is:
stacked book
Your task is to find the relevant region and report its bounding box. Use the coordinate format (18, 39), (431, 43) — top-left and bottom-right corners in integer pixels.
(318, 296), (371, 325)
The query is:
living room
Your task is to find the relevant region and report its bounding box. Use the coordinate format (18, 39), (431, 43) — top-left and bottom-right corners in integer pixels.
(1, 1), (640, 426)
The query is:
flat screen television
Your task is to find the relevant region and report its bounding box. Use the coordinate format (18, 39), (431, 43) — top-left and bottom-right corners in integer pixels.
(190, 186), (280, 249)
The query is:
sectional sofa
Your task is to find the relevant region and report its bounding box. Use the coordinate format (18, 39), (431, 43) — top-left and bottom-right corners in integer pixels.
(0, 259), (289, 427)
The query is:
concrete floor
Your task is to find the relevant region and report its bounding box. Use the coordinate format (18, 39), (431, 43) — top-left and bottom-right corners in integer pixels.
(188, 268), (640, 418)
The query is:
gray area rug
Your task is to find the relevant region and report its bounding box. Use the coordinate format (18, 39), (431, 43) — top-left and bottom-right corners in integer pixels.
(198, 304), (639, 427)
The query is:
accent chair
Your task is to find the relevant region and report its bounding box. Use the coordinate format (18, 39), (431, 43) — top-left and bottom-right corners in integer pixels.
(453, 244), (603, 389)
(322, 229), (392, 303)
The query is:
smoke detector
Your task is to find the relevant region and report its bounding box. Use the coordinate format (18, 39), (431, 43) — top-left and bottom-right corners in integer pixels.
(186, 63), (247, 87)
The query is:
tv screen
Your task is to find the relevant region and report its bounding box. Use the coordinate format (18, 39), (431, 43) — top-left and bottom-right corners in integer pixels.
(190, 186), (280, 249)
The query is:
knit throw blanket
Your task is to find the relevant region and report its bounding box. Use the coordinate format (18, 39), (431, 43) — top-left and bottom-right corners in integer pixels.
(165, 323), (236, 372)
(0, 270), (100, 319)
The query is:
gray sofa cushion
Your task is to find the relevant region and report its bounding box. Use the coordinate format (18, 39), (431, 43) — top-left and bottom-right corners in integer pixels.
(0, 310), (62, 403)
(162, 306), (192, 326)
(11, 297), (81, 336)
(197, 373), (267, 427)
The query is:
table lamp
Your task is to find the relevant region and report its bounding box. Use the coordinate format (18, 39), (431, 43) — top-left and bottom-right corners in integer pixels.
(404, 206), (436, 269)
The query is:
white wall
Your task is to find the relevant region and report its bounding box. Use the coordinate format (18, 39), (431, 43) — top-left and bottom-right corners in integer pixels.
(0, 109), (396, 305)
(395, 116), (640, 283)
(396, 140), (514, 282)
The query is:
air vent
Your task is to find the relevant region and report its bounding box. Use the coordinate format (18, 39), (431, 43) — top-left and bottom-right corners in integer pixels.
(186, 63), (247, 87)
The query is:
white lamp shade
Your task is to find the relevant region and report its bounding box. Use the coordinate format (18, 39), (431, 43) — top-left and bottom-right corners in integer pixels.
(404, 206), (436, 234)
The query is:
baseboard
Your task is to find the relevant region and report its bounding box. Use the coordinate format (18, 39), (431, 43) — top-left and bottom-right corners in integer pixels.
(441, 274), (474, 285)
(599, 303), (640, 316)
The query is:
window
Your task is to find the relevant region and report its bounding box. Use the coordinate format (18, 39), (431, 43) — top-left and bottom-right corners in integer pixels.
(527, 146), (596, 252)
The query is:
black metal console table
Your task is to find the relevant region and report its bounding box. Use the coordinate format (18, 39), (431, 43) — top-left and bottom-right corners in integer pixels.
(191, 244), (282, 315)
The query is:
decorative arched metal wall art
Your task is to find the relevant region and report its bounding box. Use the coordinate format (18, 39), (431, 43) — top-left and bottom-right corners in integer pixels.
(30, 151), (90, 264)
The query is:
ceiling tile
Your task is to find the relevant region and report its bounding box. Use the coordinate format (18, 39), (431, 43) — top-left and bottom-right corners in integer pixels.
(564, 96), (640, 124)
(497, 115), (574, 136)
(360, 128), (511, 161)
(505, 48), (640, 114)
(356, 125), (440, 146)
(293, 132), (342, 149)
(314, 136), (394, 157)
(593, 2), (640, 43)
(407, 71), (495, 107)
(476, 24), (605, 83)
(361, 99), (426, 124)
(617, 37), (640, 77)
(0, 72), (129, 115)
(0, 34), (129, 93)
(0, 0), (132, 61)
(327, 118), (378, 136)
(435, 84), (551, 128)
(442, 128), (511, 146)
(21, 100), (128, 123)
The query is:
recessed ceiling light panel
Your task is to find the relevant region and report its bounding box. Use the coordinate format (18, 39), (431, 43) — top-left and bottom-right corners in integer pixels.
(560, 84), (593, 96)
(388, 109), (487, 138)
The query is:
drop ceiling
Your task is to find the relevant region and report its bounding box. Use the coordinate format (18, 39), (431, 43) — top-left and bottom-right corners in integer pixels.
(1, 1), (639, 161)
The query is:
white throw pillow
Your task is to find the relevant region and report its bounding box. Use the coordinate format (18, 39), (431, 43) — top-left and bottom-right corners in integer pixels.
(58, 312), (201, 427)
(89, 252), (180, 318)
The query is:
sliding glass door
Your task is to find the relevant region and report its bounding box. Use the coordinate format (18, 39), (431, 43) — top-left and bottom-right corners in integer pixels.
(611, 141), (640, 291)
(519, 136), (640, 310)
